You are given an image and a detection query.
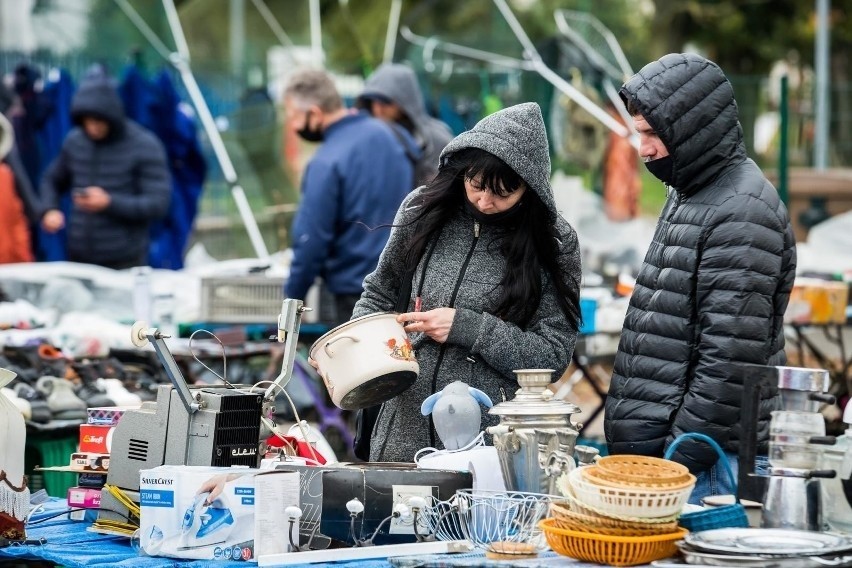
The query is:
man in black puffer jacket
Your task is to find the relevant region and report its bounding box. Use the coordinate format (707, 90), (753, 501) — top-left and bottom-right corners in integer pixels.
(604, 53), (796, 499)
(40, 77), (170, 269)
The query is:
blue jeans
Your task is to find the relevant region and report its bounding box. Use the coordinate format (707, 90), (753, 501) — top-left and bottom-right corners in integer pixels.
(689, 452), (770, 505)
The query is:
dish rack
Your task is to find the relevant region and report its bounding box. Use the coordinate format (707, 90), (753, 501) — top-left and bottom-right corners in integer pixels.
(420, 489), (554, 554)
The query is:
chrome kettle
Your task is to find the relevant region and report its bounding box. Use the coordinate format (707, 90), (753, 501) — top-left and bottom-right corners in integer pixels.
(486, 369), (581, 495)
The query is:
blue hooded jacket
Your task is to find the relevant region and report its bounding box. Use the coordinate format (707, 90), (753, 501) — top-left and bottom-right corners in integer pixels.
(285, 111), (417, 299)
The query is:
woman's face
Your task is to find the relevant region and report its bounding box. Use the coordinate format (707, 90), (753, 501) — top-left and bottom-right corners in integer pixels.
(464, 175), (527, 214)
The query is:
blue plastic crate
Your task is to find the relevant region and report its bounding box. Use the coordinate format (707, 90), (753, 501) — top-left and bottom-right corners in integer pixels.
(579, 298), (596, 335)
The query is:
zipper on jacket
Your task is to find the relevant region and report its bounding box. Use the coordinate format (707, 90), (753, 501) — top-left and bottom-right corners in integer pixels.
(665, 186), (681, 221)
(427, 220), (480, 447)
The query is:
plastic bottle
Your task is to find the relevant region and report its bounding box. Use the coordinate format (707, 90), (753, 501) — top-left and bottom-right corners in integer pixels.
(132, 266), (153, 324)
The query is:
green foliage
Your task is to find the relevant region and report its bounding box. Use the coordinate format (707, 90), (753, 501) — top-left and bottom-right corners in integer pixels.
(84, 0), (170, 71)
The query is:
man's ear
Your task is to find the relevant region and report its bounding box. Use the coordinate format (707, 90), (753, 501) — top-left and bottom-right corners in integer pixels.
(308, 104), (324, 128)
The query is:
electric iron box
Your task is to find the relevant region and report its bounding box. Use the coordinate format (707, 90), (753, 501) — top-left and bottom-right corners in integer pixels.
(139, 465), (299, 562)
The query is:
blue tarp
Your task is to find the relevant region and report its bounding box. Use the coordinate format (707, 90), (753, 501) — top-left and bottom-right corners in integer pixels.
(0, 498), (392, 567)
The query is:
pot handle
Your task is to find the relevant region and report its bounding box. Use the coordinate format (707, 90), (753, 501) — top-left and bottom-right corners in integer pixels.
(324, 335), (360, 358)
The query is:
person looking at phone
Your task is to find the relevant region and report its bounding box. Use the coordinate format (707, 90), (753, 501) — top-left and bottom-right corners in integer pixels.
(40, 75), (171, 269)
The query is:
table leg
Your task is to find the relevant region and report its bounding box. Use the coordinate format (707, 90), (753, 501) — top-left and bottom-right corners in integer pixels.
(572, 352), (608, 433)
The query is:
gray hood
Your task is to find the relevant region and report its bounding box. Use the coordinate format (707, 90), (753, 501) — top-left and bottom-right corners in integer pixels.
(360, 63), (429, 126)
(440, 102), (556, 214)
(359, 63), (453, 184)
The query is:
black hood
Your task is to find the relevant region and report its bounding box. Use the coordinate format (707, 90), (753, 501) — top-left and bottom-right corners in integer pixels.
(70, 78), (126, 139)
(619, 52), (747, 195)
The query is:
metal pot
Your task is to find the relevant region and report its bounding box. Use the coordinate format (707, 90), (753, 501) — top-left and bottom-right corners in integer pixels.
(486, 369), (581, 495)
(776, 367), (834, 412)
(762, 467), (834, 531)
(309, 312), (418, 410)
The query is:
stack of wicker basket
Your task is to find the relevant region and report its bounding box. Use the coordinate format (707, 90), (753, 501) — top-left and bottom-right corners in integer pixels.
(541, 455), (695, 566)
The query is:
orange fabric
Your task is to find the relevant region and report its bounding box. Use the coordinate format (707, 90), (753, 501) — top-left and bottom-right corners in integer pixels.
(0, 163), (33, 263)
(602, 109), (642, 222)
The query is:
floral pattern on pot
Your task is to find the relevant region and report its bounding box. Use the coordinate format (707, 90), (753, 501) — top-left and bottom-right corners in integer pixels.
(386, 337), (415, 361)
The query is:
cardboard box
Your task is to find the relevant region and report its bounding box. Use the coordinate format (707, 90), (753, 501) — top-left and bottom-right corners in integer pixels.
(67, 486), (102, 509)
(79, 424), (115, 454)
(269, 462), (330, 549)
(787, 279), (849, 325)
(319, 463), (472, 546)
(139, 465), (299, 562)
(87, 406), (132, 426)
(70, 452), (110, 472)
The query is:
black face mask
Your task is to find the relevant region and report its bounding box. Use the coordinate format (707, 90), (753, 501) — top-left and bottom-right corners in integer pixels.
(296, 110), (324, 143)
(644, 155), (674, 185)
(464, 194), (525, 225)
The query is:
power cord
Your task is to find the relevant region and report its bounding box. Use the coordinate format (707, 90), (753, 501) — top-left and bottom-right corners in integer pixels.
(251, 379), (323, 465)
(26, 506), (138, 526)
(188, 329), (235, 388)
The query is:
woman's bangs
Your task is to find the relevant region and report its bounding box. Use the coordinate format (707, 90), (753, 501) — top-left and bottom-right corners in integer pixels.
(463, 152), (523, 197)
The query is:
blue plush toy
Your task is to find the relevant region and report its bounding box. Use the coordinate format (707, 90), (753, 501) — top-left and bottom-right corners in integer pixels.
(421, 381), (493, 450)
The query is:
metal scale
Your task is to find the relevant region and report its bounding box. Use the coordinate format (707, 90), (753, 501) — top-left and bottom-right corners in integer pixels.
(97, 299), (310, 526)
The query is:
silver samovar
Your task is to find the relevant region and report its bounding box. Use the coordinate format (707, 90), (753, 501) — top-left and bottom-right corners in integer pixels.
(486, 369), (582, 494)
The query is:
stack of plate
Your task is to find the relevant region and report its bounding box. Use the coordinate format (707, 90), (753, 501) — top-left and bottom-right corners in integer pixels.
(676, 528), (852, 567)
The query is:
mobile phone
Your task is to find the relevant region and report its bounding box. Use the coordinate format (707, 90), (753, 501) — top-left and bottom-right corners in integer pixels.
(73, 187), (88, 197)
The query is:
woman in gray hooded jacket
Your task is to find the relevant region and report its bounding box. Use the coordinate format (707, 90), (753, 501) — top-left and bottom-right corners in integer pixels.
(352, 102), (582, 462)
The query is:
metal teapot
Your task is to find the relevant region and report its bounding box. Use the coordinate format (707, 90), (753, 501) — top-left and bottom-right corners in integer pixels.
(486, 369), (581, 494)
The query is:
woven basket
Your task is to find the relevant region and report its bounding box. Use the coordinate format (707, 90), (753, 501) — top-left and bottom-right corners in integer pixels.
(569, 467), (694, 518)
(596, 455), (690, 485)
(557, 491), (682, 524)
(582, 465), (696, 491)
(541, 518), (688, 567)
(550, 502), (679, 536)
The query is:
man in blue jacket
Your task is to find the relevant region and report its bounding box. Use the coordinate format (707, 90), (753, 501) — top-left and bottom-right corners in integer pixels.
(40, 76), (171, 269)
(283, 69), (417, 325)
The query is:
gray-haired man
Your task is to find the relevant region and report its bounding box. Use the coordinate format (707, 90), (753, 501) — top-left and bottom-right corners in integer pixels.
(283, 69), (419, 325)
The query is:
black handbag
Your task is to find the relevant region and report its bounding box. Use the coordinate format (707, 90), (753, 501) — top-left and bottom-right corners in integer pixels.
(352, 268), (415, 461)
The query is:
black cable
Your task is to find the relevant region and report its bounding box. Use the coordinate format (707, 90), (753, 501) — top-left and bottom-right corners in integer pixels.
(27, 507), (139, 527)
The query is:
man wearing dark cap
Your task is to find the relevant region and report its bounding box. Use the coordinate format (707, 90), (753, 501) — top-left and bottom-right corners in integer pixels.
(40, 76), (171, 269)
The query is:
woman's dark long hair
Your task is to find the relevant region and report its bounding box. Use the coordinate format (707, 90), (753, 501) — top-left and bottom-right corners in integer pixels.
(404, 147), (581, 330)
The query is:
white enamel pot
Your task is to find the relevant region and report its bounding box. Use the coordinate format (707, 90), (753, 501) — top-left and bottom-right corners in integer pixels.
(309, 312), (419, 410)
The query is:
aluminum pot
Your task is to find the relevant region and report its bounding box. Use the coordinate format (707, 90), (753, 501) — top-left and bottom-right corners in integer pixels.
(776, 366), (834, 412)
(310, 312), (418, 410)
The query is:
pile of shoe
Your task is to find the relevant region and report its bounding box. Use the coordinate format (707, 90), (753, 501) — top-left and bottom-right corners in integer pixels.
(0, 342), (163, 424)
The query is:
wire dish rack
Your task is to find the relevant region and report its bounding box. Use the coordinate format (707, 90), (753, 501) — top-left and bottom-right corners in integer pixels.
(420, 489), (554, 555)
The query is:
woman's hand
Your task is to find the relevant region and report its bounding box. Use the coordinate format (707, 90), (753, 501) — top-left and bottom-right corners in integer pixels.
(397, 308), (456, 344)
(195, 473), (242, 504)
